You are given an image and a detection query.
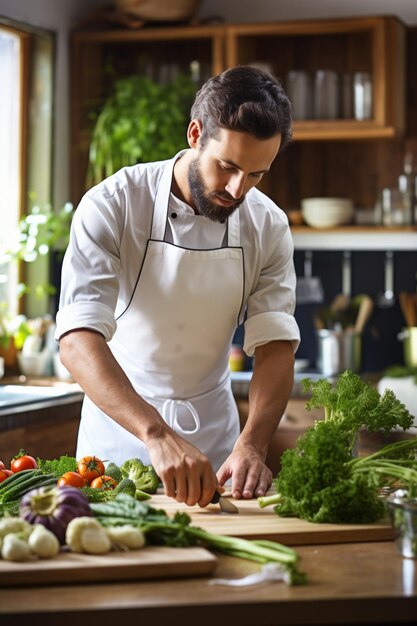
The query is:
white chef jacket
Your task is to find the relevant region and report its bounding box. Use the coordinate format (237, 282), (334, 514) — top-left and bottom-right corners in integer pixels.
(55, 156), (300, 355)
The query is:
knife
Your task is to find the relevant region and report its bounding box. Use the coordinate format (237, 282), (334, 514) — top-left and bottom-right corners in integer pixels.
(211, 490), (239, 514)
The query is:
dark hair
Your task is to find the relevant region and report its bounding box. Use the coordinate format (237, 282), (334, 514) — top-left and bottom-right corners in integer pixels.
(191, 65), (293, 151)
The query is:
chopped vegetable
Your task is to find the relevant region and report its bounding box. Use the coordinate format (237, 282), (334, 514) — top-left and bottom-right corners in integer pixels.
(19, 485), (92, 544)
(90, 494), (307, 585)
(120, 458), (159, 497)
(65, 516), (111, 554)
(258, 371), (417, 523)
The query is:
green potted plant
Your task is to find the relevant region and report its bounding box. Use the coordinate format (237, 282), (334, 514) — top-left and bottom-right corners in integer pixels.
(87, 72), (197, 186)
(0, 200), (74, 371)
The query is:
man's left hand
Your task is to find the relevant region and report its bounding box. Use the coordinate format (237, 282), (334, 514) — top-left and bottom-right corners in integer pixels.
(216, 445), (273, 499)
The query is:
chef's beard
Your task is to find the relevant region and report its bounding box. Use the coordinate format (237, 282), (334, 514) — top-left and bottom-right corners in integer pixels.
(188, 157), (245, 223)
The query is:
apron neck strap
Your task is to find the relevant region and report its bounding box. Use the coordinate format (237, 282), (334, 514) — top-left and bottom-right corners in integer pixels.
(151, 151), (241, 247)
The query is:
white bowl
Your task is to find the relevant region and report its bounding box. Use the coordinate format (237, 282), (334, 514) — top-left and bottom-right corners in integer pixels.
(301, 197), (354, 228)
(17, 351), (51, 377)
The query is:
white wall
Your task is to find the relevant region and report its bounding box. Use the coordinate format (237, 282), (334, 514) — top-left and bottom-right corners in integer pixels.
(0, 0), (106, 207)
(198, 0), (417, 26)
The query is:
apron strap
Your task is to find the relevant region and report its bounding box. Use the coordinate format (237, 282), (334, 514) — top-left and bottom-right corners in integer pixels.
(161, 399), (201, 435)
(151, 153), (184, 241)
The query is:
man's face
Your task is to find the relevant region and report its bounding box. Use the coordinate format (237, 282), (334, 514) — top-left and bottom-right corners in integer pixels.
(187, 127), (281, 223)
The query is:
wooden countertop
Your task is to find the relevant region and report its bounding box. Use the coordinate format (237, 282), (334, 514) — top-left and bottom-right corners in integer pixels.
(0, 541), (415, 625)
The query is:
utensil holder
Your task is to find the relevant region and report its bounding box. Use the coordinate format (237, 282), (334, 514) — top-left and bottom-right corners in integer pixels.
(316, 329), (361, 376)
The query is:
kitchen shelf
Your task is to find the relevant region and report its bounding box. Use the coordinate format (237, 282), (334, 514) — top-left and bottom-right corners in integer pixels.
(70, 16), (406, 204)
(225, 16), (406, 140)
(291, 225), (417, 251)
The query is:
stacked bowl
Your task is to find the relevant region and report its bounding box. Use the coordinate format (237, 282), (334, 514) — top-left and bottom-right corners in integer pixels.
(301, 197), (354, 228)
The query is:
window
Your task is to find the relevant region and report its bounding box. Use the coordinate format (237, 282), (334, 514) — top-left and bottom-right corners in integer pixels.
(0, 25), (29, 318)
(0, 21), (54, 325)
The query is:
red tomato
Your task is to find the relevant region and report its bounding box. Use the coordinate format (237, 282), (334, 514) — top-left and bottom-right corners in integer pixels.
(77, 456), (105, 484)
(57, 471), (86, 488)
(90, 475), (117, 490)
(0, 469), (13, 483)
(10, 454), (38, 473)
(0, 461), (5, 470)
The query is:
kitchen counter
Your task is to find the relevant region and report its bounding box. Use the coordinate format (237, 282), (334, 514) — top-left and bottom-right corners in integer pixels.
(0, 540), (415, 625)
(0, 377), (84, 464)
(1, 494), (416, 624)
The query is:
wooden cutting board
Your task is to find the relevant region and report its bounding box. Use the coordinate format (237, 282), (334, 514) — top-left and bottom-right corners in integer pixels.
(150, 494), (394, 546)
(0, 546), (217, 587)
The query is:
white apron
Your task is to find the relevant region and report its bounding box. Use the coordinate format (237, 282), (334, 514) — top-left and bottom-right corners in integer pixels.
(77, 155), (245, 470)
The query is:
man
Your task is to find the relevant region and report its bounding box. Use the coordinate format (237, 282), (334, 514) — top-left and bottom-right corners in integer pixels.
(56, 65), (300, 508)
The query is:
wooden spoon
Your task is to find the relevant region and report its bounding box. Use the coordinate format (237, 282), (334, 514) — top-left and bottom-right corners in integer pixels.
(354, 296), (374, 334)
(399, 292), (417, 327)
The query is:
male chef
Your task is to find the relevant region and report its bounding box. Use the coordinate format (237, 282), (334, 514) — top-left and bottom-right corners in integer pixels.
(56, 65), (300, 508)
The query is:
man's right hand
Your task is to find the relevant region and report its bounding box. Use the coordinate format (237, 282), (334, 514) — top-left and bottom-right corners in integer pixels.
(146, 428), (218, 508)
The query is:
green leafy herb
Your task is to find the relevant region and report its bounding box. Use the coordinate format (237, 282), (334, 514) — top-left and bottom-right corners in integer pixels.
(258, 371), (417, 523)
(36, 455), (78, 478)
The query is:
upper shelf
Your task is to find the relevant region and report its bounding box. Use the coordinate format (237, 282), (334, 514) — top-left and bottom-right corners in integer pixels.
(291, 226), (417, 251)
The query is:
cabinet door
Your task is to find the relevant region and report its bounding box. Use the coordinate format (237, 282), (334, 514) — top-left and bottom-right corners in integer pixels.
(225, 16), (405, 140)
(70, 25), (225, 203)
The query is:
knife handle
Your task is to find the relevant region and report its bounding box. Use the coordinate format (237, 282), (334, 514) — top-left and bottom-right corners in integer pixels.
(210, 490), (221, 504)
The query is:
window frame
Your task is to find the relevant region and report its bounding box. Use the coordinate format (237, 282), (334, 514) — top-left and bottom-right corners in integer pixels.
(0, 22), (31, 316)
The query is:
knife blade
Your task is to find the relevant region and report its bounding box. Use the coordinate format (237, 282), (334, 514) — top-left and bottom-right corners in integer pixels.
(211, 490), (239, 514)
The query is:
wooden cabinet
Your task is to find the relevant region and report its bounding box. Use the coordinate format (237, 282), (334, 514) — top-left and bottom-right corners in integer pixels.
(226, 16), (405, 140)
(70, 16), (407, 219)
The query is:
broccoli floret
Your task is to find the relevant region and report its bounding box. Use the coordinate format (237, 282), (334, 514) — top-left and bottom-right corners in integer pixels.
(82, 478), (140, 503)
(120, 458), (159, 496)
(115, 478), (137, 498)
(105, 462), (123, 484)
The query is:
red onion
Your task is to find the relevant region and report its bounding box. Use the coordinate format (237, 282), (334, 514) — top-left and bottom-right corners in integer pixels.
(19, 485), (92, 544)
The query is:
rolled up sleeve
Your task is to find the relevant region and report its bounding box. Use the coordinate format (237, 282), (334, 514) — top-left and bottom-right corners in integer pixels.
(55, 301), (116, 341)
(243, 212), (300, 357)
(54, 192), (123, 343)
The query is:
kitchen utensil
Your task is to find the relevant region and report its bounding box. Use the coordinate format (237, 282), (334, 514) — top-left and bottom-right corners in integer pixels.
(342, 251), (352, 298)
(354, 295), (374, 334)
(295, 251), (325, 304)
(211, 490), (239, 514)
(387, 489), (417, 558)
(316, 328), (361, 376)
(399, 292), (417, 327)
(377, 251), (395, 308)
(397, 326), (417, 368)
(326, 252), (352, 328)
